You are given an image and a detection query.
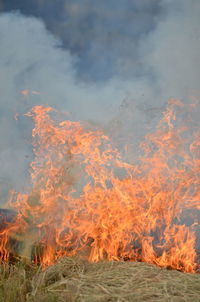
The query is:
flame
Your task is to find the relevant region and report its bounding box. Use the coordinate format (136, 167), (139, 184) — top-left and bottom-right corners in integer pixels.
(1, 100), (199, 272)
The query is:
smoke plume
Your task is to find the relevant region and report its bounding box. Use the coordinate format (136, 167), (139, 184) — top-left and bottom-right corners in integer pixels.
(0, 0), (199, 202)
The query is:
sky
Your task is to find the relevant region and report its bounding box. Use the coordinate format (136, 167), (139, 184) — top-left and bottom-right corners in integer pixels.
(0, 0), (200, 201)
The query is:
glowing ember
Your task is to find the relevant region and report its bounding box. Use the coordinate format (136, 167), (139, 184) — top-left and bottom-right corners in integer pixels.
(0, 100), (199, 272)
(20, 90), (41, 97)
(21, 89), (29, 97)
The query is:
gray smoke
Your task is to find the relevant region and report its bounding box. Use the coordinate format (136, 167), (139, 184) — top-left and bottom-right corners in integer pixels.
(0, 0), (199, 202)
(0, 0), (161, 81)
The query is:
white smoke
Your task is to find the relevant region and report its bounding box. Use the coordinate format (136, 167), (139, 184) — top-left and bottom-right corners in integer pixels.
(140, 0), (200, 101)
(0, 0), (199, 202)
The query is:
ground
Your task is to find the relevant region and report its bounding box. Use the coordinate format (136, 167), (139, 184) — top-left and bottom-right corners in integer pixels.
(1, 257), (200, 302)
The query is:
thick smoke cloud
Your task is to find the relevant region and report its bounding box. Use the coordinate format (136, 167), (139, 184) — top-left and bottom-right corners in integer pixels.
(0, 0), (199, 202)
(0, 0), (160, 81)
(0, 12), (132, 201)
(141, 0), (200, 101)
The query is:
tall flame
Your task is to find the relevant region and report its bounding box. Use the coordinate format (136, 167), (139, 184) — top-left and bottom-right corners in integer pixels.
(1, 100), (199, 272)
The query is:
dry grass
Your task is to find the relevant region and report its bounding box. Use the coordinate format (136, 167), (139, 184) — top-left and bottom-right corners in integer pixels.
(1, 257), (200, 302)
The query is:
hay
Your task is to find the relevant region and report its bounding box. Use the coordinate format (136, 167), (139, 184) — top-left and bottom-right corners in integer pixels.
(1, 257), (200, 301)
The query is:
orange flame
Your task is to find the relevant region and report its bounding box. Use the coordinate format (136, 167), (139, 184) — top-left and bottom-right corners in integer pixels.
(1, 100), (199, 272)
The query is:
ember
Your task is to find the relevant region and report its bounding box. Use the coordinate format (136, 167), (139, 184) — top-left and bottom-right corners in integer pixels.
(1, 100), (199, 272)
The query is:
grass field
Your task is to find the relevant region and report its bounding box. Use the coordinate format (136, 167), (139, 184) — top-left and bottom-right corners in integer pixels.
(1, 257), (200, 302)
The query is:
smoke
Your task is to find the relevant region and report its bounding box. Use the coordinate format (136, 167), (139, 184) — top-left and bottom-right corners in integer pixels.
(0, 0), (199, 202)
(0, 0), (161, 81)
(141, 0), (200, 100)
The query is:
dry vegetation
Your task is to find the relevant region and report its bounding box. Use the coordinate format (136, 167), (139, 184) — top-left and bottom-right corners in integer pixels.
(0, 257), (200, 302)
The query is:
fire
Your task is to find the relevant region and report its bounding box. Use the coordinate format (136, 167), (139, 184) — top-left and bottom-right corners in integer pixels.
(0, 100), (199, 272)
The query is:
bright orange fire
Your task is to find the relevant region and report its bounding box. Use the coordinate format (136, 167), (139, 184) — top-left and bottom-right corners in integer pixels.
(0, 99), (199, 272)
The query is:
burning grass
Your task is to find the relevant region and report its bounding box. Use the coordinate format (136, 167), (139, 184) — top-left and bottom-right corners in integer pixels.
(0, 99), (200, 272)
(1, 257), (200, 302)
